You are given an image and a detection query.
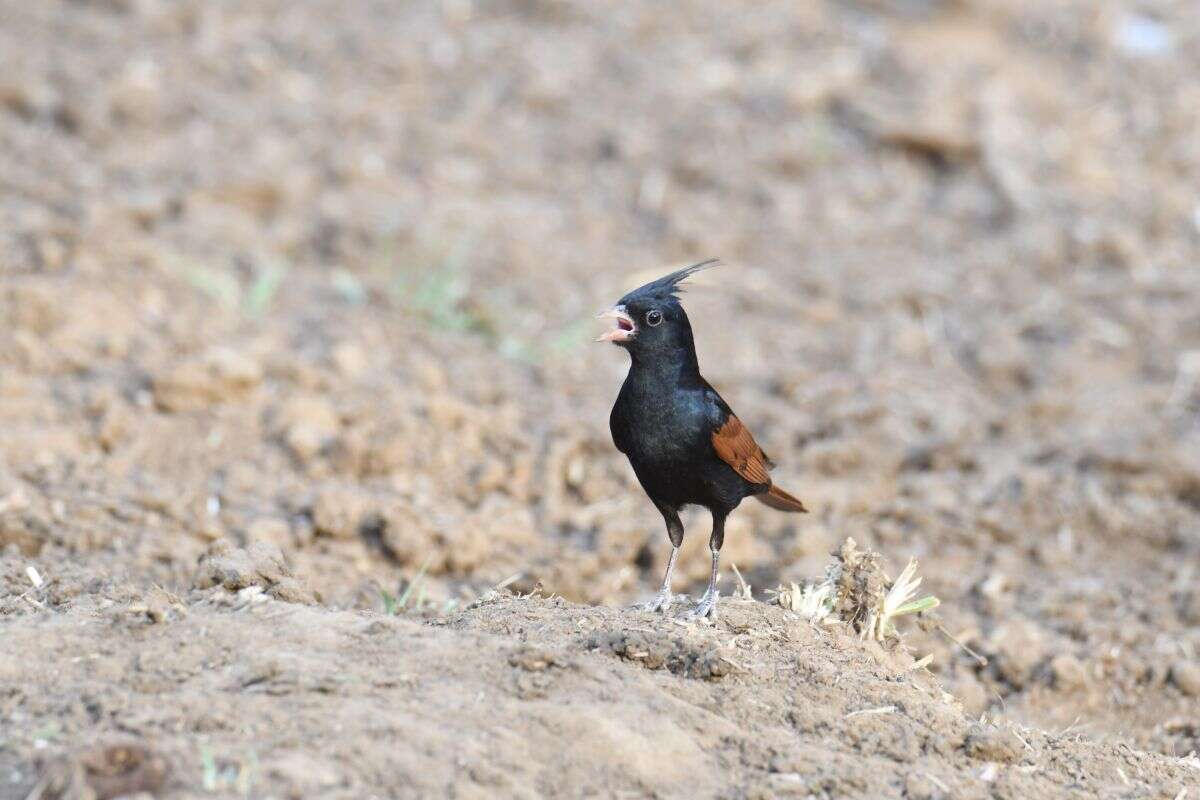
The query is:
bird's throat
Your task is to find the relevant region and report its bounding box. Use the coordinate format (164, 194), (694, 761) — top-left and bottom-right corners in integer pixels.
(628, 345), (701, 386)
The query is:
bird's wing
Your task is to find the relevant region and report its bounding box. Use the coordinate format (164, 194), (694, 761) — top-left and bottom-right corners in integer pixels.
(608, 403), (628, 454)
(712, 413), (773, 485)
(705, 384), (774, 485)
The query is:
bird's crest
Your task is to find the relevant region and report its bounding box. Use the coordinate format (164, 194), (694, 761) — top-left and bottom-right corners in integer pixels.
(622, 258), (718, 304)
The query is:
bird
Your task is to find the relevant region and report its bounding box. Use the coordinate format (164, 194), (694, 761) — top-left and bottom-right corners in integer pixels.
(598, 260), (807, 618)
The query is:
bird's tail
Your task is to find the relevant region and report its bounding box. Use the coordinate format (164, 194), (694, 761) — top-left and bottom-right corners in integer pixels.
(754, 484), (808, 513)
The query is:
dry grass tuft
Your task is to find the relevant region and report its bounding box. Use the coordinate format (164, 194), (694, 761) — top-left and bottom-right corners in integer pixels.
(767, 581), (835, 624)
(770, 538), (940, 645)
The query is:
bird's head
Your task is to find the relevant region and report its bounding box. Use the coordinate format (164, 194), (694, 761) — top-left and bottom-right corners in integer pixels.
(596, 259), (717, 361)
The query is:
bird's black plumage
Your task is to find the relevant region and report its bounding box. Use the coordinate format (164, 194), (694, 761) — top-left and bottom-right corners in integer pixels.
(599, 261), (806, 617)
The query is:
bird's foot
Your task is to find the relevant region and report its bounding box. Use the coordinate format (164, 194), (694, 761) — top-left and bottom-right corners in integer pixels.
(689, 589), (719, 620)
(640, 588), (674, 613)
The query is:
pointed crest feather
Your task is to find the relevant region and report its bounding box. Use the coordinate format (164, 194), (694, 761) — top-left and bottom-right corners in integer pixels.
(622, 258), (718, 304)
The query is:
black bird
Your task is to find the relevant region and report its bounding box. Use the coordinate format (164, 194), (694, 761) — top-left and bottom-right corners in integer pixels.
(598, 260), (807, 618)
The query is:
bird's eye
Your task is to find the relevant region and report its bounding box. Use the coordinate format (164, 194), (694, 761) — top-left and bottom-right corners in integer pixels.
(646, 309), (663, 327)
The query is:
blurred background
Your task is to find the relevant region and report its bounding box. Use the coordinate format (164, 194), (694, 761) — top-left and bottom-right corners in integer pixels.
(2, 0), (1199, 756)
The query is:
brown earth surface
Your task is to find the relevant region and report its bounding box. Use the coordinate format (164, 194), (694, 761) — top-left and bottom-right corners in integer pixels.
(4, 593), (1198, 799)
(2, 0), (1200, 798)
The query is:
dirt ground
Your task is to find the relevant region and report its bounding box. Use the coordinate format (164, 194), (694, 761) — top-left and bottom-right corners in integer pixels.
(2, 0), (1199, 797)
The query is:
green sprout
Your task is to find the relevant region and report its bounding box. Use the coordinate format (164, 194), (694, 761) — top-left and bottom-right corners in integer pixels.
(864, 558), (940, 642)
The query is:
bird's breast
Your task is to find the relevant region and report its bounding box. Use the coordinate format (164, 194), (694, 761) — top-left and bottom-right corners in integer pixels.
(611, 383), (709, 467)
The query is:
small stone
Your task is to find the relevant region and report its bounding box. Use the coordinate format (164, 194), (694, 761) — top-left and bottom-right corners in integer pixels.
(1170, 661), (1200, 696)
(963, 724), (1023, 764)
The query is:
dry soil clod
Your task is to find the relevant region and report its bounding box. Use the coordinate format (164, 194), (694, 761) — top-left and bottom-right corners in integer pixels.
(963, 724), (1025, 764)
(193, 540), (315, 604)
(27, 738), (168, 800)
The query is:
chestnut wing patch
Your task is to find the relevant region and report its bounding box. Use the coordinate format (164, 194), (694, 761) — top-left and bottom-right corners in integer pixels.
(712, 414), (773, 485)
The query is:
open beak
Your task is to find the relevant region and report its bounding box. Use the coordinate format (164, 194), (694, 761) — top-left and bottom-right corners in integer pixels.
(596, 305), (636, 343)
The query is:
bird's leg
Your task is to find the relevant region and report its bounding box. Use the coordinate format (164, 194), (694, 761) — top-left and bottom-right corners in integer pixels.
(641, 506), (683, 612)
(691, 512), (725, 619)
(690, 547), (720, 618)
(642, 545), (678, 612)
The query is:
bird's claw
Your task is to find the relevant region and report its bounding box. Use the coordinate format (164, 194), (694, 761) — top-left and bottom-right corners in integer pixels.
(640, 589), (674, 613)
(689, 589), (719, 620)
